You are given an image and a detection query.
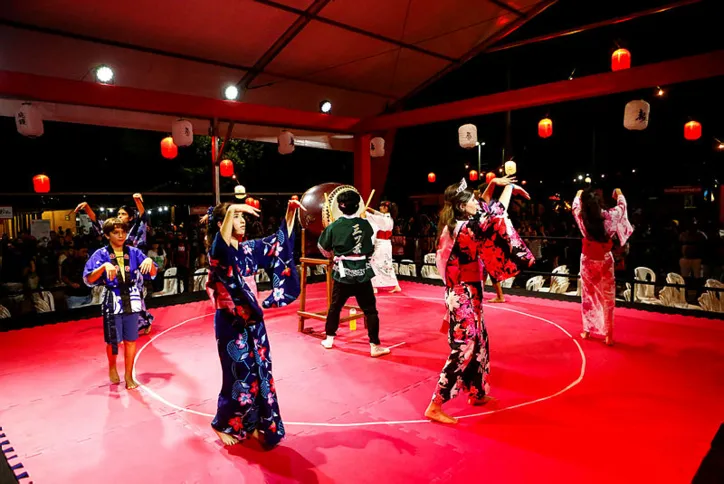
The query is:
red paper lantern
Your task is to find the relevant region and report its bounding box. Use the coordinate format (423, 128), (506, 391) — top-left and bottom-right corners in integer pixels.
(160, 137), (178, 159)
(427, 172), (436, 183)
(485, 172), (496, 184)
(469, 170), (479, 181)
(33, 174), (50, 193)
(254, 199), (261, 209)
(246, 198), (260, 209)
(684, 120), (702, 141)
(611, 49), (631, 71)
(220, 159), (234, 177)
(538, 118), (553, 138)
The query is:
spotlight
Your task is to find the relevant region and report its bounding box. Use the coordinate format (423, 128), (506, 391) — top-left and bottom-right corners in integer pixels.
(577, 175), (583, 180)
(95, 65), (114, 84)
(148, 208), (153, 214)
(100, 207), (106, 212)
(719, 143), (724, 150)
(163, 206), (169, 212)
(319, 100), (332, 113)
(657, 88), (664, 96)
(601, 174), (606, 178)
(632, 169), (636, 173)
(224, 85), (239, 100)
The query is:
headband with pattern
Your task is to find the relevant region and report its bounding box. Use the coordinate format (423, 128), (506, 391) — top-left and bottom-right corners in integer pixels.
(455, 178), (468, 194)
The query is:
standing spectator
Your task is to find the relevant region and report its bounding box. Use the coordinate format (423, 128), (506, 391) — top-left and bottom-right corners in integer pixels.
(679, 219), (707, 279)
(62, 246), (92, 308)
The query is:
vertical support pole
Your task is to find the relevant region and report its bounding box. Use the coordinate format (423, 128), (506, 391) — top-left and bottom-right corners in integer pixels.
(354, 134), (372, 199)
(211, 119), (221, 205)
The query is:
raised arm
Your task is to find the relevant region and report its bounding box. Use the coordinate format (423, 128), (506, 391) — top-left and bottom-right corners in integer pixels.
(75, 201), (98, 222)
(132, 193), (146, 218)
(221, 204), (260, 247)
(285, 199), (306, 235)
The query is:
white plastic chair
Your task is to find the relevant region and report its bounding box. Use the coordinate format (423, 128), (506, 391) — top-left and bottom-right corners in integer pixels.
(659, 273), (700, 310)
(193, 268), (209, 292)
(698, 279), (724, 313)
(154, 267), (184, 296)
(539, 265), (570, 294)
(633, 267), (662, 305)
(526, 275), (545, 292)
(0, 305), (11, 319)
(398, 259), (417, 277)
(565, 274), (582, 297)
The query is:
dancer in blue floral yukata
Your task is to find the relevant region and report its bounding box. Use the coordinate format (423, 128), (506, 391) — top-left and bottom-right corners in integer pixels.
(76, 193), (154, 334)
(205, 198), (304, 448)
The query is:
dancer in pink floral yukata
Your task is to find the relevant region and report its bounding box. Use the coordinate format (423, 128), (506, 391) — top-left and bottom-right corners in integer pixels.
(572, 187), (633, 346)
(425, 177), (534, 424)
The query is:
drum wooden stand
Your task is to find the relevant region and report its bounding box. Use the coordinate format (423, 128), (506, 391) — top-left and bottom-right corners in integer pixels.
(297, 228), (366, 333)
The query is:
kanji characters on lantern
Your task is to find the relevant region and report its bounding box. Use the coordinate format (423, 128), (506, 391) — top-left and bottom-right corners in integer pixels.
(458, 124), (477, 149)
(161, 137), (178, 159)
(172, 119), (193, 147)
(278, 130), (295, 155)
(624, 100), (650, 130)
(15, 103), (44, 138)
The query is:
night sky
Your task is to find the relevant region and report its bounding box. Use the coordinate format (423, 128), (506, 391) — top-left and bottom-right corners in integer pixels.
(1, 0), (722, 217)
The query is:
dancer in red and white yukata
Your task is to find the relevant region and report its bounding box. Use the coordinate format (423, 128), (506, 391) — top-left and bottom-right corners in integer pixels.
(572, 188), (633, 346)
(424, 177), (534, 424)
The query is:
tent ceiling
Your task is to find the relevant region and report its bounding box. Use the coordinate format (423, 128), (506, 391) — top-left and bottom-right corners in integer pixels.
(0, 0), (550, 147)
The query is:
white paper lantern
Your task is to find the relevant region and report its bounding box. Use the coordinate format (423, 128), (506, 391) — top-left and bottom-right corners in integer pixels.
(15, 103), (43, 137)
(278, 130), (295, 155)
(171, 118), (193, 147)
(623, 100), (650, 131)
(370, 137), (385, 157)
(458, 124), (477, 149)
(504, 160), (517, 175)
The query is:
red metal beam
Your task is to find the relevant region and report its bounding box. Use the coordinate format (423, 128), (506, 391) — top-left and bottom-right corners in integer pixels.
(487, 0), (703, 54)
(0, 70), (360, 133)
(239, 0), (333, 91)
(390, 0), (559, 108)
(357, 50), (724, 132)
(252, 0), (456, 62)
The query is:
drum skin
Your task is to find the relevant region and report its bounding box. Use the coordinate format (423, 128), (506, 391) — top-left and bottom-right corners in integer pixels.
(298, 182), (342, 238)
(298, 183), (363, 237)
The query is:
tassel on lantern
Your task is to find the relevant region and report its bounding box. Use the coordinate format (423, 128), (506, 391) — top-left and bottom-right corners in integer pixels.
(171, 119), (193, 147)
(623, 100), (650, 131)
(458, 124), (477, 149)
(370, 137), (385, 158)
(15, 103), (44, 138)
(278, 130), (295, 155)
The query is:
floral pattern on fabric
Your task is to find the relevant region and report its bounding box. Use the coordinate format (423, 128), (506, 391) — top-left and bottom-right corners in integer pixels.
(433, 282), (490, 403)
(206, 223), (299, 447)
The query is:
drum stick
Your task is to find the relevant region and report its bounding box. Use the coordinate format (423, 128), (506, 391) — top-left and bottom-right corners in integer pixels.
(364, 190), (375, 211)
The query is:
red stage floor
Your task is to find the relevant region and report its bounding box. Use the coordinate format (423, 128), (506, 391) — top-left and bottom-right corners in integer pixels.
(0, 282), (722, 483)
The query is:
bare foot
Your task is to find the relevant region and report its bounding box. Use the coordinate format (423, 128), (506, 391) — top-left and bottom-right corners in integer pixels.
(424, 402), (458, 424)
(580, 331), (590, 340)
(488, 297), (505, 303)
(109, 368), (120, 384)
(214, 429), (240, 446)
(605, 336), (614, 346)
(125, 376), (139, 390)
(140, 325), (152, 335)
(468, 395), (496, 406)
(373, 287), (378, 294)
(389, 286), (402, 293)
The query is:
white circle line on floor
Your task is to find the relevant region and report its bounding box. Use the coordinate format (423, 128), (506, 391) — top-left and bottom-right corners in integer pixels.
(133, 295), (586, 426)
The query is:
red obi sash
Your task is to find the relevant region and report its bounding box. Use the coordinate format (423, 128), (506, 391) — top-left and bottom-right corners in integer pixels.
(376, 230), (392, 240)
(582, 238), (613, 260)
